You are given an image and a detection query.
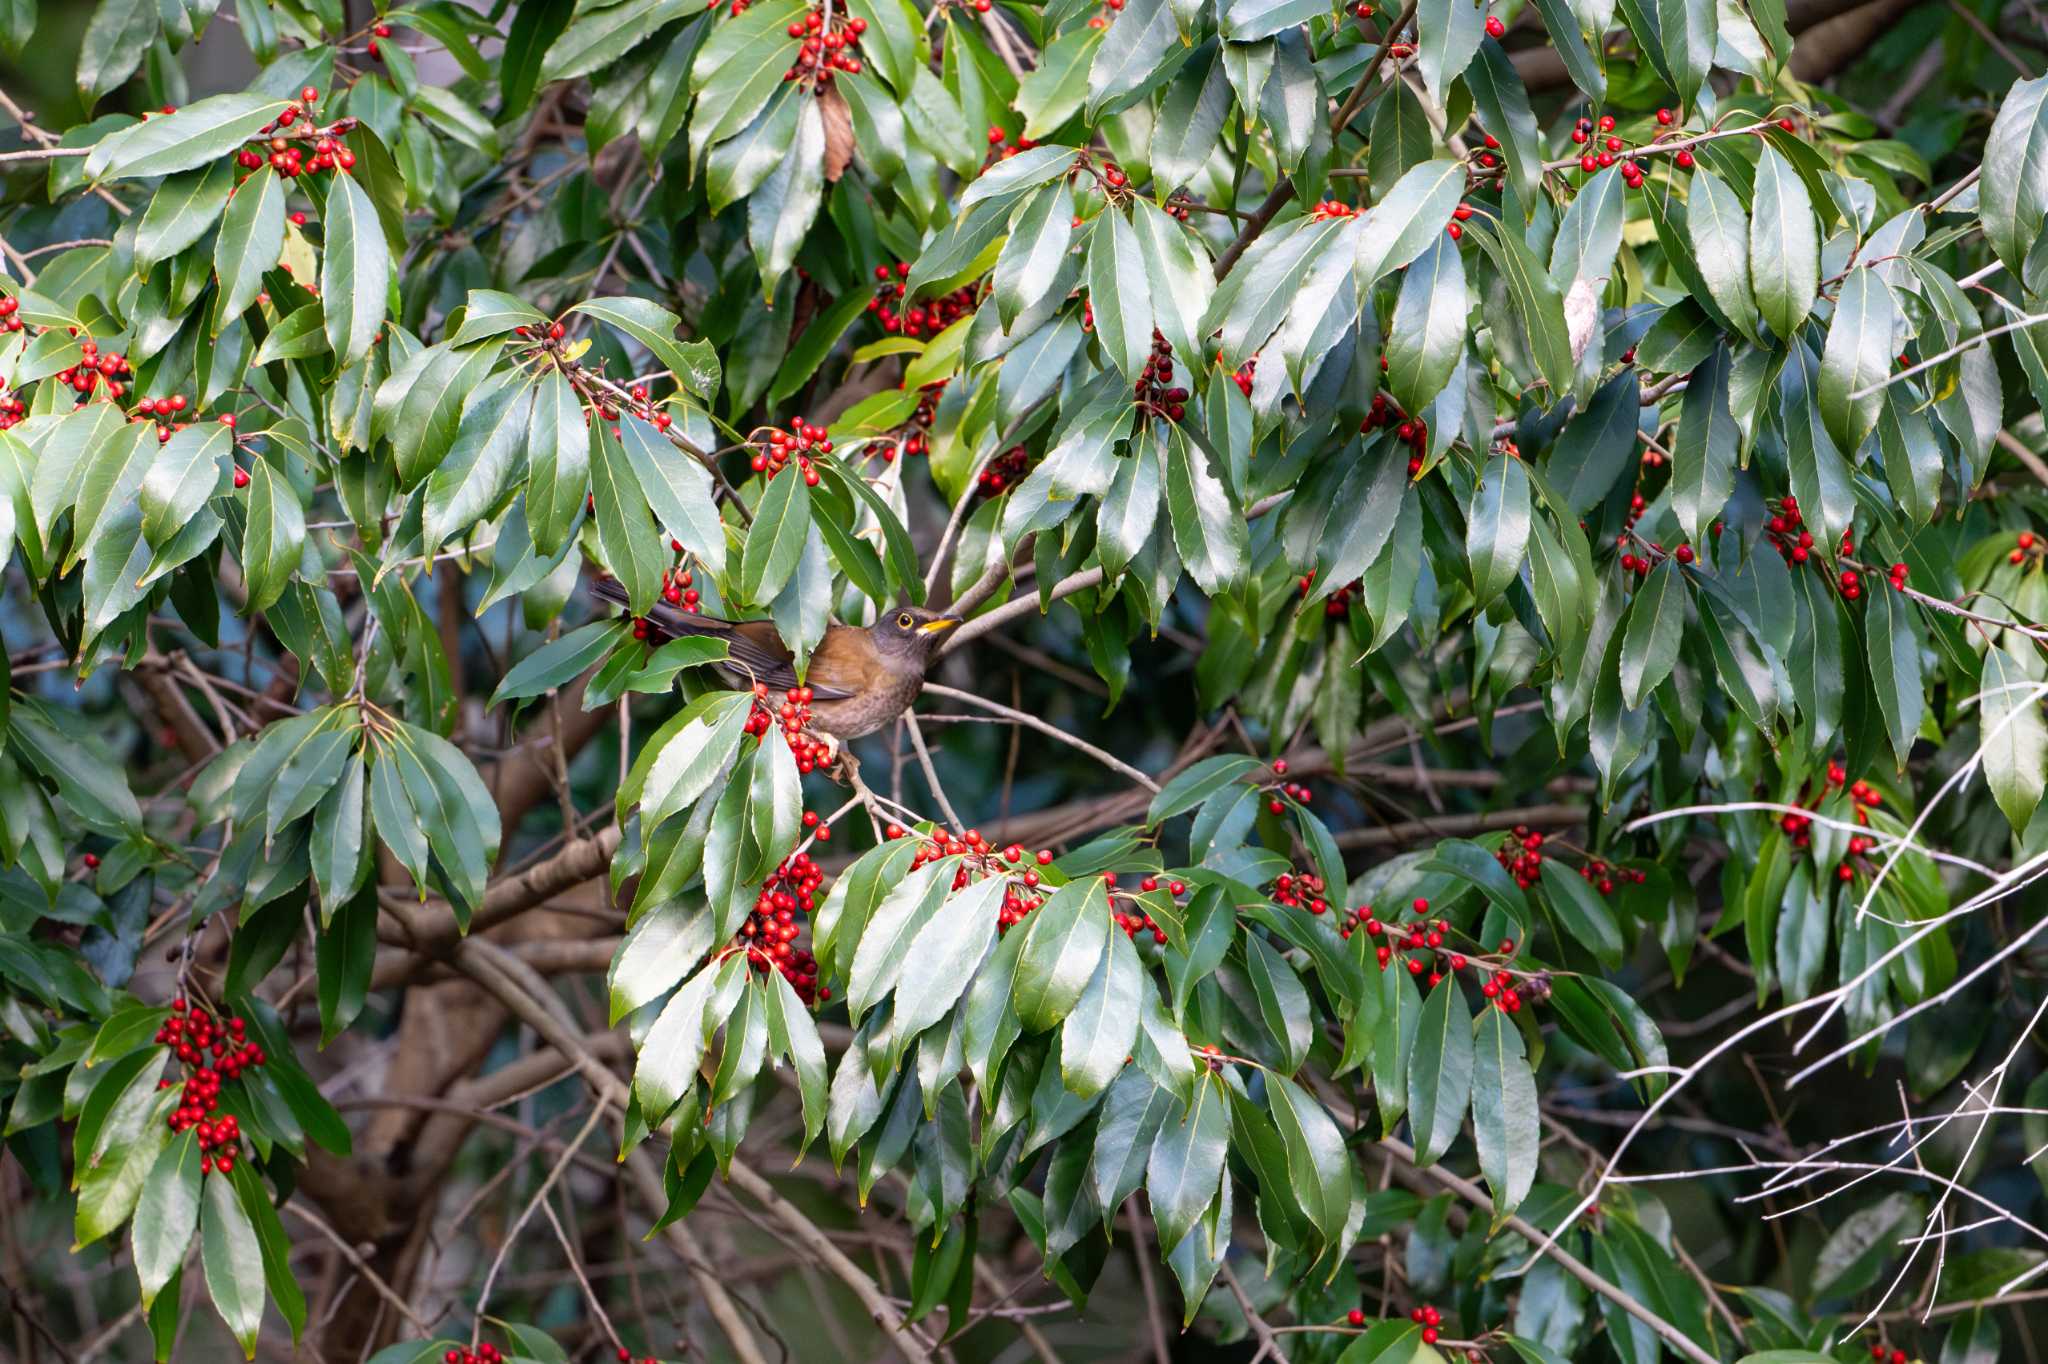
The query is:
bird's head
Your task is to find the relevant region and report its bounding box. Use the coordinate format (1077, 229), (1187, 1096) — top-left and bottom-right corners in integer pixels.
(874, 606), (960, 663)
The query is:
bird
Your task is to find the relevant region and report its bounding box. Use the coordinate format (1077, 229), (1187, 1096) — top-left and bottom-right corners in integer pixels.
(589, 578), (960, 742)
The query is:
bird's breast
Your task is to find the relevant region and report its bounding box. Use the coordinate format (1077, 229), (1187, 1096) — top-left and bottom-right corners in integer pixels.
(810, 670), (925, 740)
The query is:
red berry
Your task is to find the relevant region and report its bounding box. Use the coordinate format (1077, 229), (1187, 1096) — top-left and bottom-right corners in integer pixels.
(1484, 14), (1504, 35)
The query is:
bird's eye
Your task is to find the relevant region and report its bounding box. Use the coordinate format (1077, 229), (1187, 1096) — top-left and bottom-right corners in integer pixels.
(896, 612), (914, 629)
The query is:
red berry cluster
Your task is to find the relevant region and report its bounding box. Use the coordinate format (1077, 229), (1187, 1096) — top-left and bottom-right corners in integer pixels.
(1576, 854), (1644, 896)
(976, 445), (1031, 498)
(1362, 392), (1427, 475)
(742, 684), (834, 772)
(1297, 568), (1359, 618)
(660, 564), (701, 610)
(983, 126), (1043, 162)
(1268, 869), (1330, 915)
(0, 294), (21, 335)
(1868, 1345), (1909, 1364)
(443, 1344), (505, 1364)
(1134, 331), (1188, 421)
(1229, 354), (1256, 398)
(869, 262), (976, 339)
(1468, 129), (1501, 173)
(1494, 827), (1547, 887)
(1308, 199), (1358, 221)
(1570, 114), (1628, 175)
(739, 845), (826, 1002)
(1264, 769), (1314, 815)
(1639, 439), (1666, 469)
(752, 420), (831, 484)
(0, 390), (23, 432)
(56, 337), (131, 399)
(1113, 896), (1167, 943)
(154, 998), (264, 1175)
(130, 391), (195, 444)
(1765, 493), (1816, 565)
(1444, 201), (1474, 240)
(2011, 531), (2039, 565)
(884, 826), (1055, 930)
(783, 6), (867, 87)
(1410, 1303), (1445, 1345)
(230, 90), (356, 177)
(615, 1349), (660, 1364)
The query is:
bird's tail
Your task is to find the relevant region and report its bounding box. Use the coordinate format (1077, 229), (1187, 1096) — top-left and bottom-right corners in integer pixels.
(588, 576), (729, 644)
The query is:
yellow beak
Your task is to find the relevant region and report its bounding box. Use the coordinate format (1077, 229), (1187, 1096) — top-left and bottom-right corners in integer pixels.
(919, 617), (961, 635)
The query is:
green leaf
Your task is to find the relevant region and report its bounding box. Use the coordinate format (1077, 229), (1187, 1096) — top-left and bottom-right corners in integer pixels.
(1466, 454), (1531, 609)
(139, 423), (233, 551)
(543, 0), (694, 82)
(526, 369), (591, 559)
(1471, 1006), (1539, 1218)
(322, 169), (391, 365)
(763, 966), (828, 1152)
(1980, 641), (2046, 831)
(738, 468), (812, 605)
(1014, 875), (1113, 1032)
(618, 415), (725, 574)
(77, 0), (159, 103)
(1416, 0), (1485, 104)
(201, 1169), (266, 1357)
(1672, 343), (1737, 546)
(493, 620), (629, 707)
(1385, 234), (1467, 418)
(590, 422), (665, 614)
(251, 304), (330, 366)
(1619, 560), (1684, 709)
(1818, 266), (1898, 457)
(845, 858), (957, 1021)
(1983, 75), (2048, 294)
(1355, 160), (1468, 290)
(1088, 208), (1153, 382)
(1750, 144), (1818, 342)
(1685, 169), (1757, 341)
(1244, 932), (1312, 1073)
(626, 692), (754, 832)
(448, 291), (551, 348)
(1406, 975), (1473, 1165)
(1656, 0), (1715, 109)
(86, 95), (288, 180)
(215, 169), (285, 323)
(316, 884), (378, 1045)
(423, 375), (533, 556)
(1865, 576), (1923, 768)
(1061, 924), (1142, 1099)
(132, 1129), (201, 1311)
(240, 459), (306, 614)
(1267, 1073), (1352, 1249)
(1540, 858), (1625, 969)
(571, 297), (720, 400)
(1146, 1070), (1227, 1254)
(748, 96), (827, 295)
(1467, 40), (1542, 207)
(1162, 425), (1249, 596)
(1464, 216), (1574, 397)
(894, 874), (1006, 1044)
(136, 159), (235, 268)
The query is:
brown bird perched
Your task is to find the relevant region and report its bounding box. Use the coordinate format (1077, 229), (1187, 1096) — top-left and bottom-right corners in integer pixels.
(590, 578), (959, 742)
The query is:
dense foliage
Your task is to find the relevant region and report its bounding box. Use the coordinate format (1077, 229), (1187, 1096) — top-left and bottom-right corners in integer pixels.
(0, 0), (2047, 1360)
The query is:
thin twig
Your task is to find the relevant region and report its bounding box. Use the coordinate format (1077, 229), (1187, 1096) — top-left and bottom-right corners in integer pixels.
(920, 682), (1159, 791)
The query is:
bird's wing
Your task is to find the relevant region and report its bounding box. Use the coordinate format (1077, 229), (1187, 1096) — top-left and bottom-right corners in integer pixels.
(801, 626), (879, 701)
(588, 578), (857, 699)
